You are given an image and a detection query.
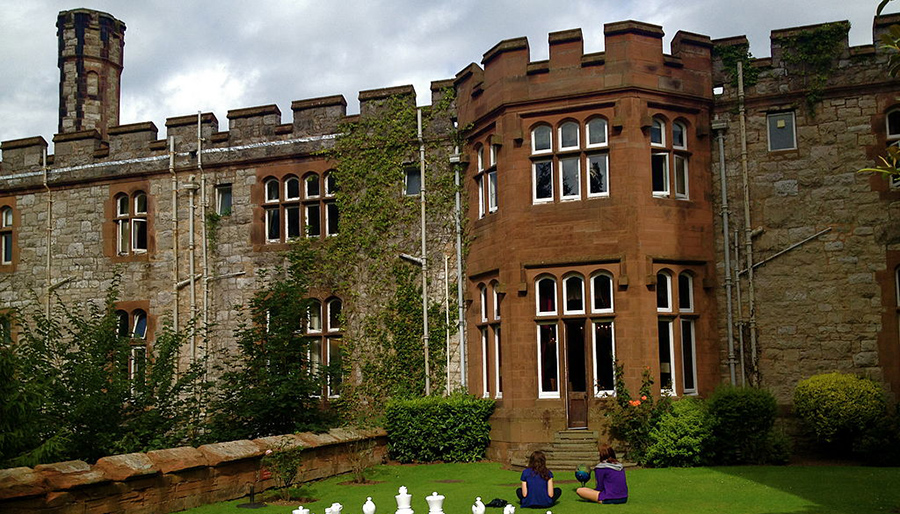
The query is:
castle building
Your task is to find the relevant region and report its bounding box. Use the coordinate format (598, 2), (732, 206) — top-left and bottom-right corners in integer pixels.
(2, 9), (899, 463)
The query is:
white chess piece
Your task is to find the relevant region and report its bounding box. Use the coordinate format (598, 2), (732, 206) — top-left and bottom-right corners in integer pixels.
(332, 503), (343, 514)
(472, 497), (485, 514)
(363, 496), (376, 514)
(425, 491), (444, 514)
(396, 486), (414, 514)
(503, 504), (515, 514)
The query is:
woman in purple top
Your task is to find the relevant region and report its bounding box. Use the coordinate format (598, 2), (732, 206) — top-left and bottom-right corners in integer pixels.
(516, 450), (562, 508)
(576, 445), (628, 504)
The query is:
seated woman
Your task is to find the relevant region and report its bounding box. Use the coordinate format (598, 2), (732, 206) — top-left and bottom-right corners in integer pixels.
(576, 444), (628, 504)
(516, 450), (562, 508)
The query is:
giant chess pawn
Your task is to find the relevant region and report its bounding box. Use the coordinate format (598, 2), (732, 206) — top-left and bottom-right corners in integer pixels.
(332, 503), (343, 514)
(503, 504), (515, 514)
(425, 491), (444, 514)
(472, 497), (485, 514)
(396, 486), (414, 514)
(363, 496), (376, 514)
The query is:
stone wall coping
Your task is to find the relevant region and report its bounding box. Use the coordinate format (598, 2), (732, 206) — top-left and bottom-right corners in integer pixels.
(33, 460), (108, 490)
(358, 85), (416, 102)
(94, 453), (160, 482)
(227, 104), (282, 120)
(0, 467), (47, 500)
(0, 136), (48, 151)
(52, 129), (101, 143)
(291, 95), (348, 111)
(145, 446), (209, 474)
(198, 439), (263, 466)
(108, 122), (159, 136)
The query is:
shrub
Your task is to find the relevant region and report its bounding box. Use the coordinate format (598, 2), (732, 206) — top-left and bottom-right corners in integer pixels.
(605, 364), (671, 464)
(261, 438), (305, 500)
(793, 372), (887, 445)
(708, 385), (778, 464)
(385, 393), (494, 463)
(854, 408), (900, 466)
(645, 398), (713, 467)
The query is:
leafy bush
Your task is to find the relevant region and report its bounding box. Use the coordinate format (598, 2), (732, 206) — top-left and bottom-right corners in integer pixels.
(261, 438), (305, 499)
(605, 364), (671, 464)
(793, 372), (887, 445)
(385, 393), (494, 463)
(708, 385), (778, 464)
(854, 408), (900, 466)
(645, 398), (713, 467)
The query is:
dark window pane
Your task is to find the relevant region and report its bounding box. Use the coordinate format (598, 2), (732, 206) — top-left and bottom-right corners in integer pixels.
(595, 322), (614, 391)
(286, 206), (301, 239)
(535, 161), (553, 199)
(306, 205), (321, 237)
(327, 202), (339, 235)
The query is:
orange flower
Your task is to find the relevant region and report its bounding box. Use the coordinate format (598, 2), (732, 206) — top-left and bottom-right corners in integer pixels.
(629, 400), (641, 407)
(641, 395), (647, 401)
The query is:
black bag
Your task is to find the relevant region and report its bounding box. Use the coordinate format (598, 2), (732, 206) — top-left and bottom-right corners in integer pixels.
(485, 498), (509, 508)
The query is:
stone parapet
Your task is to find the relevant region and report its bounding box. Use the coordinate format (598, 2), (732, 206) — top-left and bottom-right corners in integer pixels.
(0, 427), (387, 514)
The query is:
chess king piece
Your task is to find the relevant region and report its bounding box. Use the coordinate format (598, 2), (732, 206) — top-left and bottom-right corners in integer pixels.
(425, 491), (445, 514)
(396, 486), (414, 514)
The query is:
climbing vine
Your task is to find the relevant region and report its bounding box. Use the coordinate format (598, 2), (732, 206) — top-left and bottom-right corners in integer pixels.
(301, 89), (464, 421)
(712, 42), (759, 89)
(776, 22), (849, 114)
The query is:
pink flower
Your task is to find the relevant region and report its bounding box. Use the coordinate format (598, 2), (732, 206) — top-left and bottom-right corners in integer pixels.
(265, 449), (273, 455)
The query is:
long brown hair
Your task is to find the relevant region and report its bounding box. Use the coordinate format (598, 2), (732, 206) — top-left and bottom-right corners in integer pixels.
(527, 450), (551, 480)
(598, 444), (619, 464)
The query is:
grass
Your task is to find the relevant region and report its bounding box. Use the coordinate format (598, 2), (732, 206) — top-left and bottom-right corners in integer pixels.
(182, 462), (900, 514)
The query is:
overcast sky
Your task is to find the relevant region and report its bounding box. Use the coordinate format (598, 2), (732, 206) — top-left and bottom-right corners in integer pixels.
(0, 0), (892, 149)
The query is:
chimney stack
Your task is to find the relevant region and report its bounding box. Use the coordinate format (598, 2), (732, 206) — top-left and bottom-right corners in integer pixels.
(56, 9), (126, 140)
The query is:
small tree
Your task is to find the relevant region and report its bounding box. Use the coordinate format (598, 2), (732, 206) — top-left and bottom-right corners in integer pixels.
(605, 364), (672, 464)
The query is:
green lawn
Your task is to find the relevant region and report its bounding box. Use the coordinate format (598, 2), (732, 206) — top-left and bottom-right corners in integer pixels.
(182, 462), (900, 514)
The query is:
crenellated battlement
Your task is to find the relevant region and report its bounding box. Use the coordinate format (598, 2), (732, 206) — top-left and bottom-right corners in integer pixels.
(0, 82), (454, 183)
(455, 20), (713, 126)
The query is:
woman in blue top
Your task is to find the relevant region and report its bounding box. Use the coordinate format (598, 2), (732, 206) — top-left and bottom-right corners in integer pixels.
(516, 450), (562, 508)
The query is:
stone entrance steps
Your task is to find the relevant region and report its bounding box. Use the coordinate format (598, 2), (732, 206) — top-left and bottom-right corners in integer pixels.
(510, 430), (599, 471)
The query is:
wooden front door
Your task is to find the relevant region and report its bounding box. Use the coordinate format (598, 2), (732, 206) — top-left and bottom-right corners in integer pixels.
(565, 319), (588, 429)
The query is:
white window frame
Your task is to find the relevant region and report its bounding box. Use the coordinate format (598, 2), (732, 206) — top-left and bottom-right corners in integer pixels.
(325, 201), (339, 236)
(307, 299), (323, 333)
(487, 170), (498, 213)
(404, 167), (421, 196)
(327, 337), (342, 398)
(115, 194), (130, 255)
(286, 204), (302, 240)
(586, 118), (608, 148)
(128, 345), (147, 383)
(536, 276), (557, 316)
(678, 272), (694, 313)
(215, 184), (232, 216)
(494, 327), (502, 399)
(492, 283), (501, 320)
(537, 322), (560, 399)
(587, 153), (609, 198)
(673, 122), (687, 150)
(132, 193), (148, 254)
(657, 272), (673, 312)
(0, 207), (11, 265)
(532, 160), (554, 204)
(886, 110), (900, 188)
(651, 118), (666, 147)
(767, 111), (797, 152)
(304, 204), (320, 238)
(481, 327), (490, 398)
(302, 174), (319, 199)
(476, 175), (485, 218)
(264, 178), (280, 203)
(324, 172), (336, 197)
(490, 144), (499, 167)
(658, 319), (676, 395)
(327, 298), (342, 332)
(652, 153), (670, 197)
(286, 176), (302, 201)
(532, 125), (553, 155)
(592, 320), (616, 397)
(559, 157), (581, 201)
(590, 272), (614, 314)
(480, 285), (488, 322)
(264, 207), (280, 243)
(674, 154), (689, 200)
(680, 319), (698, 395)
(562, 274), (585, 315)
(476, 145), (485, 171)
(558, 122), (580, 151)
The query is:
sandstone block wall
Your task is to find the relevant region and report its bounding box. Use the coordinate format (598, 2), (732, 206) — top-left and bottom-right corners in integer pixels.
(0, 427), (387, 514)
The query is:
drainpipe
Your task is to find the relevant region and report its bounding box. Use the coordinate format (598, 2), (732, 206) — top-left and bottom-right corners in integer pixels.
(737, 61), (759, 385)
(170, 136), (179, 333)
(186, 175), (199, 361)
(445, 254), (451, 395)
(734, 229), (746, 386)
(713, 117), (737, 385)
(43, 149), (52, 318)
(198, 112), (210, 340)
(450, 147), (466, 388)
(417, 108), (431, 396)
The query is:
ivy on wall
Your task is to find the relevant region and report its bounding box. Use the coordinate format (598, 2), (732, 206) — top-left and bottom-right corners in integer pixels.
(299, 90), (464, 422)
(712, 42), (759, 90)
(776, 22), (849, 114)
